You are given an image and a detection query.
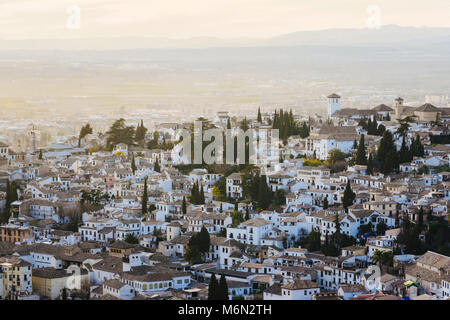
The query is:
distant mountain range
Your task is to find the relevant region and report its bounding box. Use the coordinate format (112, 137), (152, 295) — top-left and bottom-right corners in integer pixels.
(1, 25), (450, 51)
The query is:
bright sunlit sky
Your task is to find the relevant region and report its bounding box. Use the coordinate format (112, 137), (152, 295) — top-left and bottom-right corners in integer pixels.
(0, 0), (449, 40)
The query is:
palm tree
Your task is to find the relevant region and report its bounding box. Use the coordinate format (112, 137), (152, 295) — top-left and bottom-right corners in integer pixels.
(371, 250), (393, 273)
(371, 249), (385, 271)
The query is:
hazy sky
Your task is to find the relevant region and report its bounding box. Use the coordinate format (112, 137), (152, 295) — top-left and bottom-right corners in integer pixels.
(0, 0), (449, 40)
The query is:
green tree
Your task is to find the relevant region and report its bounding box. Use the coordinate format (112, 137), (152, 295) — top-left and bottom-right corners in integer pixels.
(208, 273), (219, 300)
(376, 220), (387, 235)
(78, 123), (93, 147)
(397, 214), (424, 255)
(218, 274), (229, 300)
(377, 130), (399, 175)
(342, 180), (356, 210)
(184, 245), (203, 264)
(131, 153), (137, 174)
(239, 117), (249, 132)
(190, 181), (199, 204)
(141, 177), (148, 215)
(411, 134), (424, 157)
(417, 206), (424, 231)
(399, 135), (411, 164)
(106, 118), (135, 148)
(257, 107), (262, 123)
(367, 153), (374, 175)
(154, 159), (161, 173)
(231, 210), (245, 225)
(147, 131), (160, 149)
(199, 185), (205, 204)
(306, 230), (321, 252)
(124, 233), (139, 244)
(272, 108), (303, 142)
(2, 180), (18, 223)
(257, 175), (272, 210)
(371, 250), (393, 272)
(198, 226), (211, 253)
(299, 122), (310, 139)
(273, 189), (286, 206)
(355, 134), (367, 165)
(182, 196), (187, 214)
(323, 197), (329, 209)
(134, 120), (148, 146)
(245, 206), (250, 220)
(327, 148), (347, 166)
(185, 228), (211, 263)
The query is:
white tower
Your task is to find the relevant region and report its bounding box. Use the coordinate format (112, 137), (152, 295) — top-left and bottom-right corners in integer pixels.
(327, 93), (341, 119)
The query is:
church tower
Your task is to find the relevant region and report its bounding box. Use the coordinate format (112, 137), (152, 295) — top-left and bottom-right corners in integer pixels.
(394, 97), (404, 119)
(327, 93), (341, 119)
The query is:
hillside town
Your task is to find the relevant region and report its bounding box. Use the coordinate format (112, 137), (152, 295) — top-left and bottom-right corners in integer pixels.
(0, 94), (449, 301)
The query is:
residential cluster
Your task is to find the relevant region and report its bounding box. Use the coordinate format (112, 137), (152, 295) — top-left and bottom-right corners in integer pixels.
(0, 94), (449, 301)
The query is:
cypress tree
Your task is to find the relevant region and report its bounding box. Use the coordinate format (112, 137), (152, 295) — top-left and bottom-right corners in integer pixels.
(191, 181), (198, 204)
(218, 274), (229, 300)
(300, 122), (310, 138)
(78, 123), (93, 147)
(141, 177), (148, 215)
(198, 226), (211, 253)
(377, 124), (386, 136)
(372, 118), (378, 135)
(367, 118), (373, 134)
(355, 134), (367, 165)
(154, 159), (161, 173)
(413, 134), (424, 157)
(323, 197), (329, 209)
(245, 206), (250, 220)
(342, 180), (356, 210)
(367, 153), (374, 175)
(208, 273), (218, 300)
(257, 107), (262, 123)
(199, 184), (205, 204)
(377, 130), (398, 175)
(135, 120), (148, 144)
(131, 153), (137, 174)
(257, 175), (272, 210)
(324, 232), (329, 256)
(418, 206), (424, 231)
(5, 179), (10, 207)
(335, 213), (341, 235)
(182, 196), (187, 214)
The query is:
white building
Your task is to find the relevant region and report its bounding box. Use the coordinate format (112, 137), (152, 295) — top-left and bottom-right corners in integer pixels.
(327, 93), (341, 119)
(264, 279), (320, 300)
(226, 218), (272, 246)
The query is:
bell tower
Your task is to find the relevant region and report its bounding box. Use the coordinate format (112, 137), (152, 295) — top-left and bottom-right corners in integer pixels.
(327, 93), (341, 119)
(395, 97), (404, 119)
